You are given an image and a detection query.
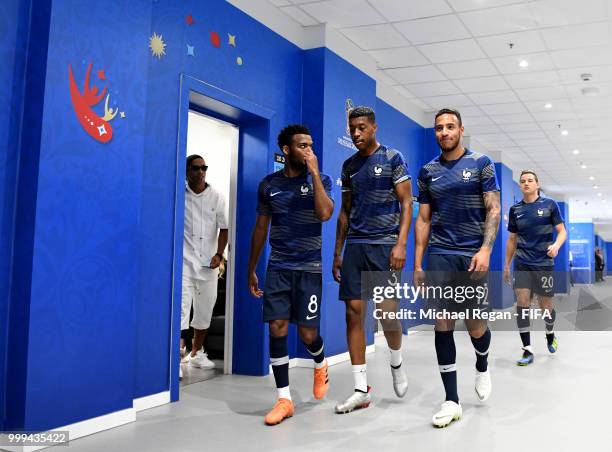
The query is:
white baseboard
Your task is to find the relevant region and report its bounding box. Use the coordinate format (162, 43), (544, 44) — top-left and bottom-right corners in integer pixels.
(2, 408), (135, 452)
(292, 343), (376, 369)
(133, 391), (171, 413)
(269, 343), (377, 373)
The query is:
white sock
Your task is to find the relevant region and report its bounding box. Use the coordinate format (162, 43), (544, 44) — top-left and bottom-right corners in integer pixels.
(277, 386), (291, 400)
(390, 347), (403, 368)
(523, 345), (534, 354)
(352, 364), (367, 392)
(314, 358), (327, 370)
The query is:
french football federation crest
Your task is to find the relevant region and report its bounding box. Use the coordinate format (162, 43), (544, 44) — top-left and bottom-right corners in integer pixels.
(300, 184), (310, 195)
(462, 169), (472, 182)
(374, 165), (383, 176)
(537, 208), (544, 216)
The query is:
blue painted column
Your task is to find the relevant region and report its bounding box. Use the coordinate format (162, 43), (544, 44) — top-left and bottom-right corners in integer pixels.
(569, 223), (595, 284)
(554, 202), (570, 294)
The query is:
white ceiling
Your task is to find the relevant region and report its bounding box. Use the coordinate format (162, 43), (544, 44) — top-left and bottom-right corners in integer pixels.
(255, 0), (612, 229)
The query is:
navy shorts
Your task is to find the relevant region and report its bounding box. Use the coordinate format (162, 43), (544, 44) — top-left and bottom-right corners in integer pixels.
(425, 254), (490, 313)
(514, 262), (554, 297)
(339, 243), (397, 301)
(263, 270), (322, 328)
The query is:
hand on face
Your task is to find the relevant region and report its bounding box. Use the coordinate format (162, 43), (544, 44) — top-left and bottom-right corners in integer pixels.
(302, 148), (319, 174)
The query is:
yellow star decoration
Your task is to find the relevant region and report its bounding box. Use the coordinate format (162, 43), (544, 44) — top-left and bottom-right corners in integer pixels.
(149, 32), (166, 59)
(228, 34), (236, 47)
(120, 111), (126, 118)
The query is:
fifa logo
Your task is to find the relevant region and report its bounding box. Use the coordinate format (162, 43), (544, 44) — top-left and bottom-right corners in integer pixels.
(462, 169), (472, 182)
(345, 98), (354, 136)
(374, 165), (383, 176)
(537, 209), (544, 216)
(301, 184), (310, 195)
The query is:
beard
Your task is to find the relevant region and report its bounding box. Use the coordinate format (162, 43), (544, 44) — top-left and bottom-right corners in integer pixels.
(288, 154), (306, 170)
(438, 136), (459, 152)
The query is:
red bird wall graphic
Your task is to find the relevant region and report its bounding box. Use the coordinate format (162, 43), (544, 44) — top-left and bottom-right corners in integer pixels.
(68, 63), (119, 143)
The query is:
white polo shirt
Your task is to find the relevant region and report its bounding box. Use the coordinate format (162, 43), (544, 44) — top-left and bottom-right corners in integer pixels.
(183, 183), (228, 281)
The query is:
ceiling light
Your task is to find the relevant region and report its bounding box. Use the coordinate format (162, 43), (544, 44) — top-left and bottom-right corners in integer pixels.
(561, 130), (569, 136)
(582, 87), (600, 97)
(573, 149), (580, 155)
(519, 60), (529, 68)
(593, 185), (599, 189)
(603, 199), (607, 203)
(589, 176), (595, 180)
(597, 193), (602, 197)
(580, 163), (587, 169)
(544, 103), (552, 109)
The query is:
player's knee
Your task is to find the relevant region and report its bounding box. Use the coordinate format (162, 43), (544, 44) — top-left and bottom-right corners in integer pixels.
(345, 304), (363, 325)
(468, 323), (487, 338)
(298, 327), (317, 345)
(380, 317), (400, 332)
(269, 320), (288, 337)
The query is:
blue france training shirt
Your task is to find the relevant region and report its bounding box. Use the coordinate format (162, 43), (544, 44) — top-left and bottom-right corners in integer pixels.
(341, 145), (411, 244)
(257, 170), (333, 272)
(417, 149), (500, 256)
(508, 196), (564, 267)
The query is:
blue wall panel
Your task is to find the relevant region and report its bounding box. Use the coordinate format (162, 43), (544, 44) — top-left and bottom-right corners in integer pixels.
(16, 0), (150, 430)
(604, 242), (612, 275)
(554, 201), (570, 293)
(569, 223), (595, 284)
(496, 162), (515, 309)
(0, 0), (32, 429)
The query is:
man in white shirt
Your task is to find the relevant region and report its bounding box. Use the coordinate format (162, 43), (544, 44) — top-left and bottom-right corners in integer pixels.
(181, 154), (228, 369)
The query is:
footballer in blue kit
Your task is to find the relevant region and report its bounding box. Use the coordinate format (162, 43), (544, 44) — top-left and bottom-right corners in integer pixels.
(504, 170), (567, 366)
(248, 125), (334, 426)
(333, 106), (413, 414)
(414, 109), (501, 428)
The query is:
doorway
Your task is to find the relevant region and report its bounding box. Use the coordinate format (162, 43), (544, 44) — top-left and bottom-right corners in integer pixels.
(180, 111), (238, 385)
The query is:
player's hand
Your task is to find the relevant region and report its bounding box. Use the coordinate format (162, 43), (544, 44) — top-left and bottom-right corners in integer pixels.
(390, 244), (406, 271)
(248, 272), (263, 298)
(469, 248), (491, 280)
(413, 267), (426, 288)
(547, 243), (559, 258)
(503, 267), (511, 285)
(303, 149), (320, 175)
(209, 254), (222, 269)
(333, 255), (342, 283)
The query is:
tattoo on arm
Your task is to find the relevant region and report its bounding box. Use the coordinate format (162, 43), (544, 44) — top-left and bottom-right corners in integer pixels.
(482, 191), (501, 249)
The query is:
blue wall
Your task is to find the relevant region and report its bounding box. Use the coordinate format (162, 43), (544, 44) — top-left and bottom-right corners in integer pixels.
(554, 201), (570, 293)
(606, 242), (612, 276)
(569, 223), (595, 284)
(0, 0), (34, 430)
(495, 162), (515, 308)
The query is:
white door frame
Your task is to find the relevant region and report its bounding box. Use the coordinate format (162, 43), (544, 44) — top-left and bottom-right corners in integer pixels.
(224, 122), (239, 375)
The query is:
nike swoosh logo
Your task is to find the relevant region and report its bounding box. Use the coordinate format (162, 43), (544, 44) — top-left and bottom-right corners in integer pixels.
(270, 191), (282, 197)
(350, 173), (358, 178)
(432, 176), (443, 181)
(440, 366), (454, 372)
(517, 214), (524, 218)
(306, 315), (318, 320)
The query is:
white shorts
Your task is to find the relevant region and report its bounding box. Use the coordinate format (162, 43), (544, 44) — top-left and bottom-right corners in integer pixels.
(181, 274), (218, 330)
